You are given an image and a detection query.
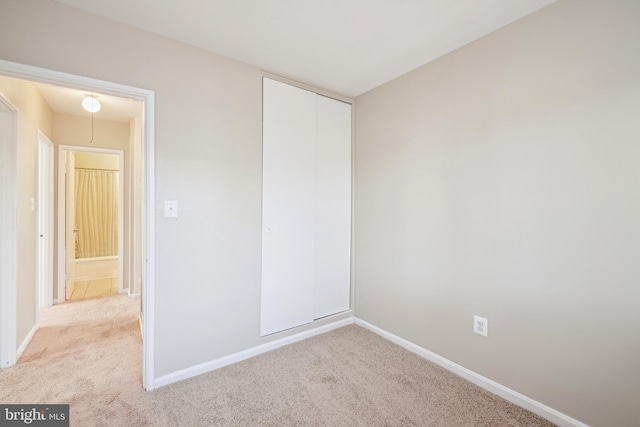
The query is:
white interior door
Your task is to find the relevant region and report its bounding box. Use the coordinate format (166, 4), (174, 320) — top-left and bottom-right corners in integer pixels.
(37, 133), (54, 308)
(65, 151), (76, 300)
(261, 78), (317, 336)
(0, 97), (17, 368)
(313, 96), (352, 319)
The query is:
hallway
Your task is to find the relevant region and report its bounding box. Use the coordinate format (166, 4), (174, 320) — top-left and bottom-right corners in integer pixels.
(0, 295), (143, 422)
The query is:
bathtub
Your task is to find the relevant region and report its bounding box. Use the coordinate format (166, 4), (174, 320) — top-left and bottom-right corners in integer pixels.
(74, 255), (118, 281)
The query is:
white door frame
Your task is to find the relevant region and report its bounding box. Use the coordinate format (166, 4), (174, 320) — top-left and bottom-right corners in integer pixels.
(0, 91), (18, 369)
(37, 131), (54, 310)
(63, 150), (76, 301)
(58, 147), (125, 300)
(0, 59), (156, 390)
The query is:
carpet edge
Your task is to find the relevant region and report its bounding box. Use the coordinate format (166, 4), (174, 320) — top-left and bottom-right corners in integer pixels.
(354, 317), (590, 427)
(154, 316), (355, 389)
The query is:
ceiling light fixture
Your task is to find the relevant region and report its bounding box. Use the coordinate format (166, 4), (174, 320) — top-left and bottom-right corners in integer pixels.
(82, 95), (101, 113)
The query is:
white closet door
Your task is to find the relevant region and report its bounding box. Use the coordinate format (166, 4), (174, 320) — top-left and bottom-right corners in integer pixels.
(261, 78), (316, 336)
(313, 95), (352, 319)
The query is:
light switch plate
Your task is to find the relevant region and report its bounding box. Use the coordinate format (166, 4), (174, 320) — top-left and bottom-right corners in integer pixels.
(164, 200), (178, 218)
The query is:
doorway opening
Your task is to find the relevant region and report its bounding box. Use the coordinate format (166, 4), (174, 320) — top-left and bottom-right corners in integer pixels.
(59, 148), (123, 302)
(0, 59), (156, 390)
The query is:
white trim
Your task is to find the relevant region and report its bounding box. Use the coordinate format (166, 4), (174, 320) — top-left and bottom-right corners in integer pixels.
(154, 317), (355, 389)
(0, 60), (152, 104)
(0, 59), (155, 391)
(142, 92), (156, 390)
(118, 151), (125, 293)
(16, 323), (38, 360)
(354, 318), (590, 427)
(0, 91), (17, 369)
(56, 147), (67, 303)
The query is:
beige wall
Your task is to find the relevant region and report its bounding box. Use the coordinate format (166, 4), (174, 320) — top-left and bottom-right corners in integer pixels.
(354, 1), (640, 426)
(74, 151), (119, 170)
(0, 0), (355, 381)
(54, 114), (130, 149)
(53, 113), (130, 295)
(0, 75), (53, 348)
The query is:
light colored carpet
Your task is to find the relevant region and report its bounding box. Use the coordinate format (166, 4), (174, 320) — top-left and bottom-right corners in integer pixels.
(0, 295), (556, 426)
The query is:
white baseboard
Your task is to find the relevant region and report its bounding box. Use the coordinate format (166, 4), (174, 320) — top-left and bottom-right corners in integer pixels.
(16, 323), (38, 360)
(128, 292), (141, 298)
(354, 318), (589, 427)
(154, 316), (355, 389)
(152, 314), (586, 427)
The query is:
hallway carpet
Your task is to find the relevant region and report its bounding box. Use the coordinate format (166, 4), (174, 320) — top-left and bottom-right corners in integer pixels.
(0, 295), (556, 426)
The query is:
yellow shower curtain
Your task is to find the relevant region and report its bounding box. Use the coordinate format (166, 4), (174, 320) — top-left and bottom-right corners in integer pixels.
(74, 169), (119, 259)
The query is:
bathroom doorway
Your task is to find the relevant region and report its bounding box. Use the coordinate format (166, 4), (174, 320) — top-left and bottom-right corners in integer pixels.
(61, 148), (123, 301)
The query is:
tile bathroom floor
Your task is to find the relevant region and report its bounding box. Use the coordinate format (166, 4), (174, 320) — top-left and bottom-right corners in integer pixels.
(70, 277), (119, 300)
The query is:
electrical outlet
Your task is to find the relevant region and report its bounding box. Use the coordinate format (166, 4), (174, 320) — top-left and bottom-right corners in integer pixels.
(474, 315), (488, 337)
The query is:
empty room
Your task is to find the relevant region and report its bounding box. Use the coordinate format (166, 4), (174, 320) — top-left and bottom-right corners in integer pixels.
(0, 0), (638, 426)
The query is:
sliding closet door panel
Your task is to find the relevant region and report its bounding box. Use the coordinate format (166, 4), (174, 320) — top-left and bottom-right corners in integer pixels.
(313, 95), (352, 319)
(261, 78), (316, 336)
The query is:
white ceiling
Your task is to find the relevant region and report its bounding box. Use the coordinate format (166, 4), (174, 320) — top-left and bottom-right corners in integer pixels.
(35, 82), (142, 122)
(53, 0), (557, 97)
